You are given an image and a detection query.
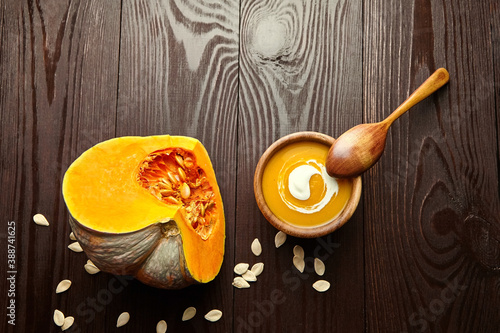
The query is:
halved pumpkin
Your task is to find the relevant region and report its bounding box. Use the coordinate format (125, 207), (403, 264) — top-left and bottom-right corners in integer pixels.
(62, 135), (225, 289)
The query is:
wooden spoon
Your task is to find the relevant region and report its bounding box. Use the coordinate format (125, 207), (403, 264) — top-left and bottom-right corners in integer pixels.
(326, 68), (450, 178)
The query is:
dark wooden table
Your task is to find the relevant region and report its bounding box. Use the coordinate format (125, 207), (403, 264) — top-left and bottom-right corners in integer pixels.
(1, 0), (499, 332)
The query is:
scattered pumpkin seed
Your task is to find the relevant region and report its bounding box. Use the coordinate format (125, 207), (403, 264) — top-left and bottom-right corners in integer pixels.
(53, 309), (65, 327)
(275, 231), (287, 248)
(84, 263), (100, 274)
(314, 258), (325, 276)
(56, 279), (72, 293)
(251, 238), (262, 256)
(293, 255), (305, 273)
(250, 262), (264, 277)
(68, 242), (83, 253)
(242, 270), (257, 282)
(116, 312), (130, 327)
(205, 309), (223, 322)
(33, 213), (49, 226)
(156, 320), (167, 333)
(182, 307), (196, 321)
(69, 232), (76, 241)
(312, 280), (330, 292)
(234, 263), (249, 275)
(232, 276), (250, 289)
(293, 245), (304, 259)
(61, 316), (74, 331)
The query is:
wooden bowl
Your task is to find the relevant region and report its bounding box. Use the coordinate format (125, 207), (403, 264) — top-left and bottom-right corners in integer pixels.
(254, 132), (362, 238)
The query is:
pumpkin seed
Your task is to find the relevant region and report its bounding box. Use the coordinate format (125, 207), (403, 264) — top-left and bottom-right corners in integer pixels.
(234, 263), (249, 275)
(275, 231), (286, 248)
(232, 276), (250, 289)
(184, 157), (194, 168)
(178, 167), (186, 181)
(69, 232), (76, 241)
(180, 183), (190, 199)
(165, 197), (179, 205)
(68, 242), (83, 253)
(205, 309), (223, 322)
(293, 245), (304, 259)
(84, 263), (100, 274)
(167, 172), (178, 185)
(156, 320), (167, 333)
(175, 154), (185, 168)
(250, 262), (264, 277)
(53, 309), (65, 326)
(33, 213), (49, 226)
(116, 312), (130, 327)
(312, 280), (330, 292)
(293, 255), (305, 273)
(314, 258), (325, 276)
(182, 307), (196, 321)
(160, 178), (172, 186)
(56, 279), (72, 293)
(242, 270), (257, 282)
(61, 316), (74, 331)
(200, 203), (206, 216)
(160, 189), (176, 197)
(251, 238), (262, 256)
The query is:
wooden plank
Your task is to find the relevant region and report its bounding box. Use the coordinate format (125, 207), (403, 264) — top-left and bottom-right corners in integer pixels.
(364, 0), (500, 331)
(115, 0), (239, 332)
(0, 0), (121, 332)
(237, 0), (364, 331)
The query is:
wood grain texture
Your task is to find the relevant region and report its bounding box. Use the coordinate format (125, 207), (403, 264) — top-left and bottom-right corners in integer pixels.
(115, 0), (239, 332)
(237, 0), (364, 332)
(364, 0), (500, 332)
(1, 0), (499, 332)
(0, 0), (121, 332)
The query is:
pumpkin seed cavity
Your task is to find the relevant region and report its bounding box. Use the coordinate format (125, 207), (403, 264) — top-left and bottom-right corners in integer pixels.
(137, 149), (217, 240)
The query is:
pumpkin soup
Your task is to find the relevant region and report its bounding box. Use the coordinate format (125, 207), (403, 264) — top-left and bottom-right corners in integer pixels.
(262, 141), (352, 227)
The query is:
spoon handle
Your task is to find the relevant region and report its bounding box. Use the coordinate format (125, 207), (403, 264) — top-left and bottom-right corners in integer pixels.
(384, 68), (450, 125)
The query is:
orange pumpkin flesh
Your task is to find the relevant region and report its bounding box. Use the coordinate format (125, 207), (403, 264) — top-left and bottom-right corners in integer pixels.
(62, 135), (225, 288)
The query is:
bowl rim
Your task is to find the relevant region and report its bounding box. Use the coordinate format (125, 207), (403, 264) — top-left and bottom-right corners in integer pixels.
(253, 131), (362, 238)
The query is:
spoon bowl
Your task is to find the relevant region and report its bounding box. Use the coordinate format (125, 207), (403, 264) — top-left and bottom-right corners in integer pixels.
(326, 68), (450, 178)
